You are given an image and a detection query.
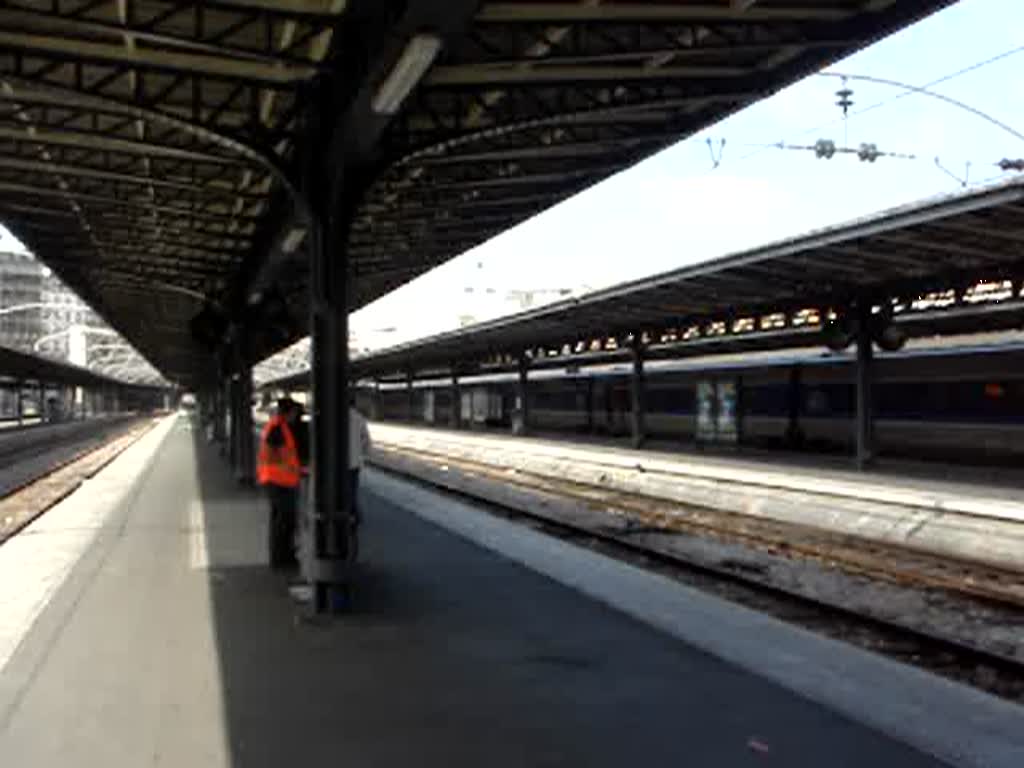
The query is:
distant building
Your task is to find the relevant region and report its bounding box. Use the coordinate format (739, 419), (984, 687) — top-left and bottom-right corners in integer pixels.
(39, 269), (100, 360)
(0, 250), (160, 389)
(0, 250), (44, 351)
(0, 250), (99, 357)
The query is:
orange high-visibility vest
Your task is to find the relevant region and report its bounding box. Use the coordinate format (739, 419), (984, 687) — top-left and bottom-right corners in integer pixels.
(257, 415), (301, 488)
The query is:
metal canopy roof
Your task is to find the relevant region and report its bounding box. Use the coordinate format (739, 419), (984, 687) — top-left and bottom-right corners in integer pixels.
(0, 0), (956, 385)
(0, 343), (127, 387)
(302, 177), (1024, 382)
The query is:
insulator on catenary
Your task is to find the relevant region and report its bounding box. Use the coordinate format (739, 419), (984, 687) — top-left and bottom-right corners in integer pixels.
(857, 143), (880, 163)
(814, 139), (836, 159)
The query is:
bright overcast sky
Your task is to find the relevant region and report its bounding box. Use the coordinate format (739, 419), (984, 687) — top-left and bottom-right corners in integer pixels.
(3, 0), (1023, 359)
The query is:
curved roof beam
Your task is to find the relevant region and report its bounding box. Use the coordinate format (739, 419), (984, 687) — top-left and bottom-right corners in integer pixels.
(474, 3), (849, 24)
(0, 75), (303, 208)
(0, 6), (334, 69)
(0, 123), (244, 165)
(390, 93), (754, 169)
(0, 181), (261, 222)
(0, 31), (319, 85)
(0, 155), (261, 198)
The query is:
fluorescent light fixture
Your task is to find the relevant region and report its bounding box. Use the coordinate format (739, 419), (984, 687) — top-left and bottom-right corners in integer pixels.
(372, 33), (442, 115)
(281, 226), (307, 254)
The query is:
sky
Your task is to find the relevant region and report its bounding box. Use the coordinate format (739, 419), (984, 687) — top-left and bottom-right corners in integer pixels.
(2, 0), (1023, 362)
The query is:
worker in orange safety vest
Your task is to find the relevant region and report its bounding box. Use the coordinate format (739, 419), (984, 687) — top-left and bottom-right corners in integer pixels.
(258, 397), (302, 568)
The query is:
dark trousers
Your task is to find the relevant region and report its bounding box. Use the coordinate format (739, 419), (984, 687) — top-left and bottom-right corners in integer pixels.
(266, 483), (299, 567)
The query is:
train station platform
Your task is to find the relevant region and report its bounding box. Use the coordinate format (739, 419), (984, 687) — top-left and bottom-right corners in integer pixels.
(1, 414), (1021, 767)
(369, 423), (1024, 573)
(372, 423), (1024, 513)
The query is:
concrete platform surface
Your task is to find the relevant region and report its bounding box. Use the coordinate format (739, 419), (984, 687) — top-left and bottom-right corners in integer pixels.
(0, 414), (1016, 767)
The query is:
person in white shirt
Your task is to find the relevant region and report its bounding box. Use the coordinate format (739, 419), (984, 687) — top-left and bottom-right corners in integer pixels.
(348, 403), (371, 524)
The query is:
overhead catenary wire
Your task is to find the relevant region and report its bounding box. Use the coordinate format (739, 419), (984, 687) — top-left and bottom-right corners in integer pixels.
(732, 44), (1024, 165)
(821, 71), (1024, 145)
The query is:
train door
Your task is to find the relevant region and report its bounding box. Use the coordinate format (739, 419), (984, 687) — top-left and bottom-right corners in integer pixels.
(695, 378), (740, 446)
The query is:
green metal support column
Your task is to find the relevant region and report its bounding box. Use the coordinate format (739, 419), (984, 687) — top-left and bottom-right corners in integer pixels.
(585, 377), (595, 434)
(855, 304), (875, 470)
(228, 372), (240, 470)
(630, 341), (646, 449)
(785, 365), (803, 448)
(227, 335), (255, 484)
(308, 180), (355, 614)
(309, 218), (353, 611)
(516, 355), (530, 436)
(406, 372), (415, 423)
(15, 380), (22, 426)
(237, 367), (255, 484)
(214, 379), (227, 449)
(450, 372), (461, 429)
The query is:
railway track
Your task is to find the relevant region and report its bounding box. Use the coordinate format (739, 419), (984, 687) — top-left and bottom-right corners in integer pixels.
(0, 417), (156, 544)
(373, 443), (1024, 703)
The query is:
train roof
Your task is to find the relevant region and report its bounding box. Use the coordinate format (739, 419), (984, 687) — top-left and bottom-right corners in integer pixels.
(330, 177), (1024, 385)
(363, 334), (1024, 389)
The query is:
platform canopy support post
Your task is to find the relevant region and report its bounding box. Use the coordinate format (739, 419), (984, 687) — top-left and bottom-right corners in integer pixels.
(406, 371), (415, 423)
(228, 367), (240, 471)
(15, 380), (22, 425)
(786, 365), (803, 448)
(516, 354), (530, 436)
(240, 370), (255, 484)
(214, 376), (227, 449)
(307, 172), (354, 615)
(855, 302), (875, 471)
(233, 335), (255, 485)
(450, 369), (461, 429)
(309, 214), (353, 613)
(586, 377), (595, 434)
(630, 339), (646, 449)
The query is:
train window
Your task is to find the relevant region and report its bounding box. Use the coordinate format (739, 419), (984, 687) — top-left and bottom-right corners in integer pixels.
(802, 383), (853, 416)
(531, 384), (579, 411)
(743, 384), (788, 416)
(876, 380), (1021, 424)
(805, 389), (828, 415)
(877, 382), (929, 419)
(645, 385), (693, 414)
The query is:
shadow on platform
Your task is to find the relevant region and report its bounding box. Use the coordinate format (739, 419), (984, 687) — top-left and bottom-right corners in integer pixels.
(187, 423), (945, 768)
